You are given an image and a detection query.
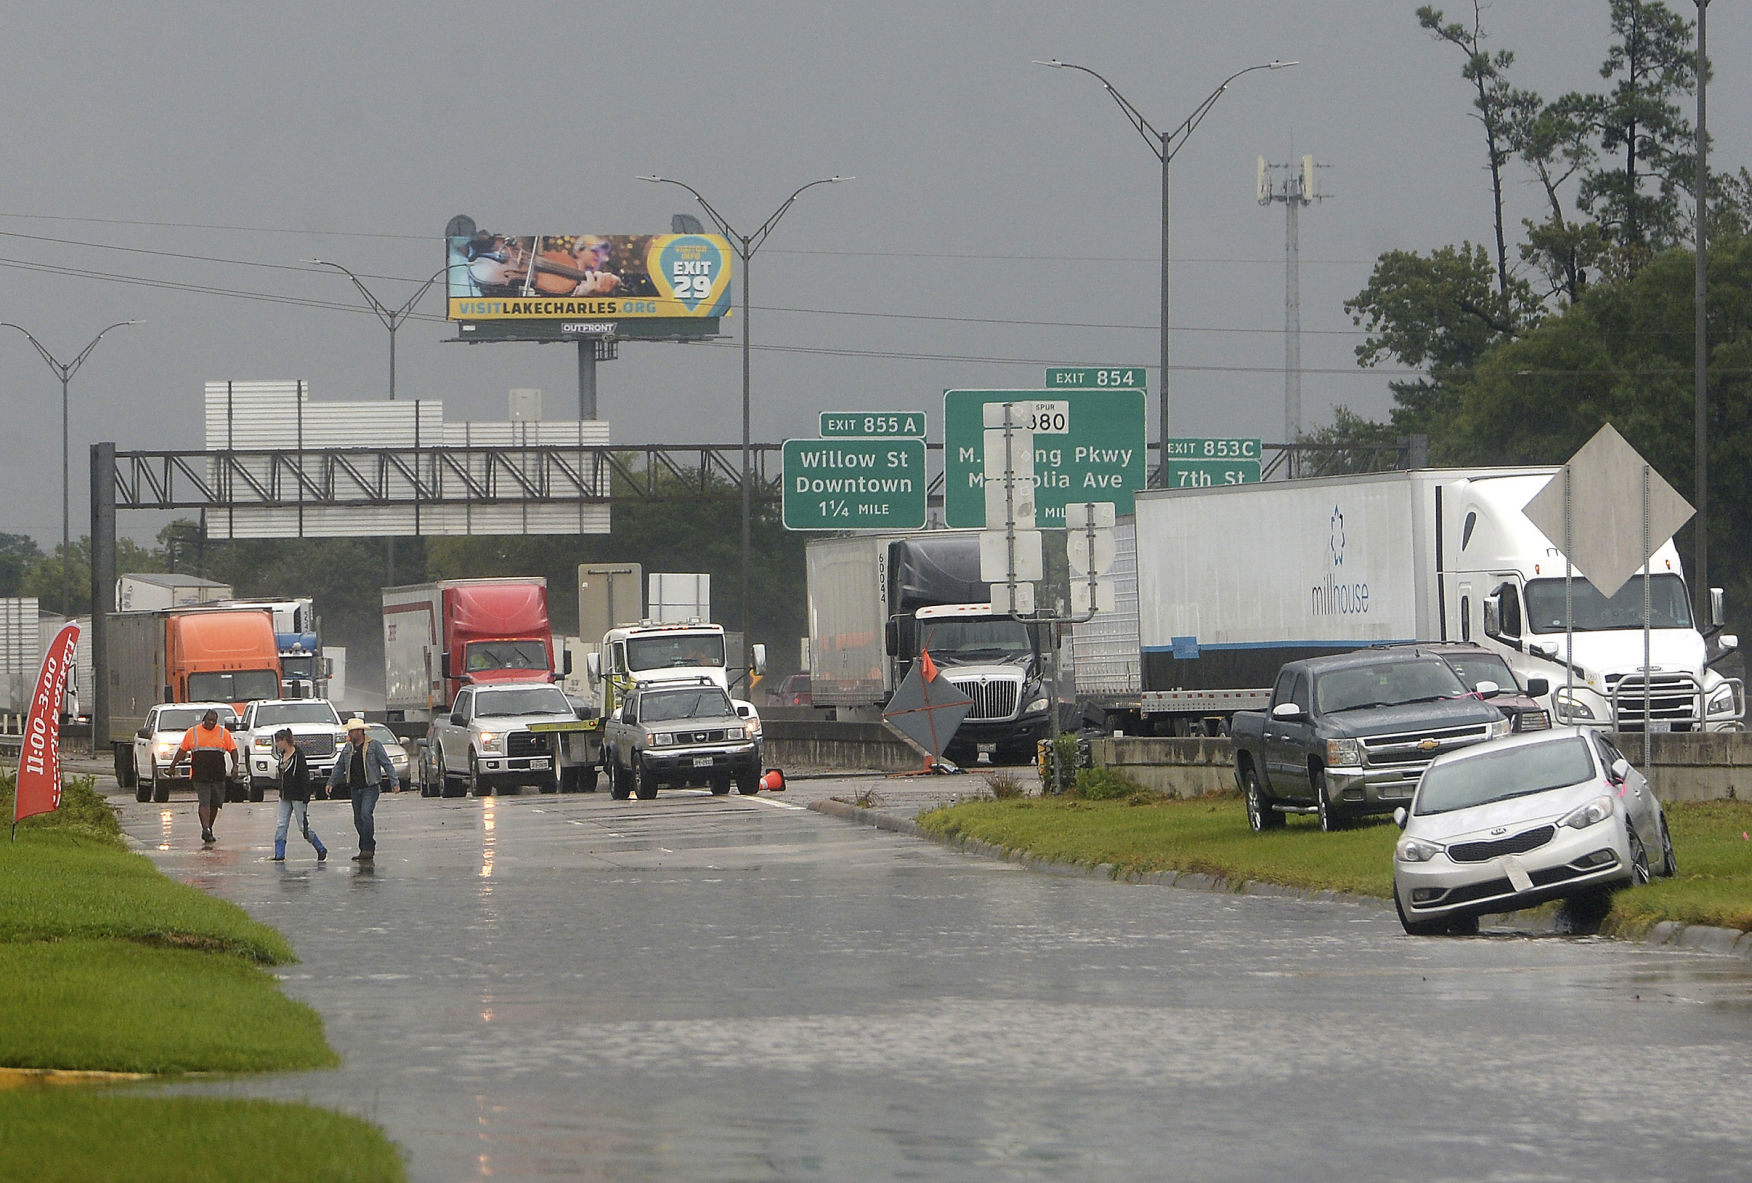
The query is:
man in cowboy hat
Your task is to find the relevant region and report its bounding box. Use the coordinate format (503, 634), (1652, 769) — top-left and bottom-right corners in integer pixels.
(328, 717), (395, 862)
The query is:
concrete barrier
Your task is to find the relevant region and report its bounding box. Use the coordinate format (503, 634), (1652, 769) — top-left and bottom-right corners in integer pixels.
(1090, 730), (1752, 802)
(763, 718), (927, 773)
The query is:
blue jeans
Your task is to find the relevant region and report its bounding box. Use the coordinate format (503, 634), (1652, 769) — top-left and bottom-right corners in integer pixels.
(274, 799), (324, 851)
(351, 782), (381, 853)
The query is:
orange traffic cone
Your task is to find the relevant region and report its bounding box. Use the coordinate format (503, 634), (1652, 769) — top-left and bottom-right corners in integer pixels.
(758, 768), (786, 792)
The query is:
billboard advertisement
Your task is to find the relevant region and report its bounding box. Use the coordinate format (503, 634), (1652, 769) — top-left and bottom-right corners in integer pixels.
(446, 232), (733, 321)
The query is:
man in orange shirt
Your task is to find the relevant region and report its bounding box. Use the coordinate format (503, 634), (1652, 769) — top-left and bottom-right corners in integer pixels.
(168, 708), (238, 846)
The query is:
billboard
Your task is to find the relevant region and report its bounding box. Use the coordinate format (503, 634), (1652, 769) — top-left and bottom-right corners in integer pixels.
(446, 231), (733, 322)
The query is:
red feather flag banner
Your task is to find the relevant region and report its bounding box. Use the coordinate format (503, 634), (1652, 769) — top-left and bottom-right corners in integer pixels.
(919, 649), (939, 683)
(12, 621), (79, 837)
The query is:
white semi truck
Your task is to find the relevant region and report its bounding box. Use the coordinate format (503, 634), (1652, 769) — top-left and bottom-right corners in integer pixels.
(806, 532), (1054, 763)
(584, 619), (763, 724)
(1073, 467), (1741, 735)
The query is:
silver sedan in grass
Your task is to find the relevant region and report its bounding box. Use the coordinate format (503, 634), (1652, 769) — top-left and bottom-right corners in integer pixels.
(1392, 727), (1675, 935)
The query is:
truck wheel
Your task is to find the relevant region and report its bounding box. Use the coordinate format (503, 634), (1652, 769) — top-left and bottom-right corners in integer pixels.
(609, 757), (631, 800)
(581, 764), (599, 793)
(248, 780), (266, 803)
(632, 758), (657, 800)
(709, 775), (731, 796)
(1243, 767), (1281, 832)
(736, 768), (761, 795)
(226, 783), (247, 804)
(537, 774), (559, 794)
(135, 778), (152, 804)
(1315, 770), (1345, 833)
(468, 752), (493, 797)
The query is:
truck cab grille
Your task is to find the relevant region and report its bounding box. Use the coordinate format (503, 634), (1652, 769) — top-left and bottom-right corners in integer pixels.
(506, 730), (547, 758)
(1610, 673), (1702, 731)
(948, 677), (1020, 722)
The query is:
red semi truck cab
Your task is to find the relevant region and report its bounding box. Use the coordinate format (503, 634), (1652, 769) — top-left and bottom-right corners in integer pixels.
(383, 578), (555, 721)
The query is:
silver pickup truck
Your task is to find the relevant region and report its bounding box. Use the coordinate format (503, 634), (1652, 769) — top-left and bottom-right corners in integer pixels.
(423, 681), (598, 797)
(601, 678), (763, 799)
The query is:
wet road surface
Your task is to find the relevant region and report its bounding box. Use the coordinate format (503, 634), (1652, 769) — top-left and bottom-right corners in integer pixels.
(110, 778), (1752, 1182)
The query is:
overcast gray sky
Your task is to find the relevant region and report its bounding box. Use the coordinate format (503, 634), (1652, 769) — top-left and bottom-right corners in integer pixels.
(2, 1), (1746, 547)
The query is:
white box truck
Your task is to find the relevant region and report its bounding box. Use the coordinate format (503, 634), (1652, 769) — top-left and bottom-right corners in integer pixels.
(1092, 467), (1741, 734)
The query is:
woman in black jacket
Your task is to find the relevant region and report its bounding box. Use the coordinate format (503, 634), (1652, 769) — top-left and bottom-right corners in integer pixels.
(273, 729), (328, 862)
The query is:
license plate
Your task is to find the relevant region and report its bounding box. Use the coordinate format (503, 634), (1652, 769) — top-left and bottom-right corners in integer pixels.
(530, 758), (550, 769)
(692, 757), (715, 768)
(1501, 854), (1534, 894)
(1648, 721), (1672, 733)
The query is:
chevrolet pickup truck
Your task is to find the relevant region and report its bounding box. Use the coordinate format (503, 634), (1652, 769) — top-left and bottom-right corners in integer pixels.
(235, 698), (347, 801)
(1230, 650), (1509, 832)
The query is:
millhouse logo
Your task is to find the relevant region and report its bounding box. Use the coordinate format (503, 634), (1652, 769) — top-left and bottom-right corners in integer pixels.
(1311, 502), (1370, 616)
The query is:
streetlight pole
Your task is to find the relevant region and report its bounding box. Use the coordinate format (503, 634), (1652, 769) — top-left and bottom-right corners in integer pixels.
(1692, 0), (1710, 623)
(305, 260), (447, 401)
(1036, 58), (1296, 485)
(638, 173), (849, 681)
(1, 320), (136, 615)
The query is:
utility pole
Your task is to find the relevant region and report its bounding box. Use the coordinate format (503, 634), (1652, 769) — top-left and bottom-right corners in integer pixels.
(1257, 155), (1325, 442)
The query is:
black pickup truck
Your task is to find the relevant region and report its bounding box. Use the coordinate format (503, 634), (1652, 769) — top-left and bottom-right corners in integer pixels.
(1230, 650), (1509, 832)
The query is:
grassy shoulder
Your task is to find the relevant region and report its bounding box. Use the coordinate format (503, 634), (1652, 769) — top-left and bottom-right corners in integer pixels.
(0, 1094), (406, 1183)
(2, 772), (403, 1180)
(919, 777), (1752, 934)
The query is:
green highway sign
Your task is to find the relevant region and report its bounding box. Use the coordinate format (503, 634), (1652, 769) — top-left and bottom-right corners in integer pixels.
(1165, 458), (1261, 487)
(818, 411), (927, 438)
(1165, 437), (1261, 461)
(782, 438), (926, 530)
(1044, 366), (1147, 391)
(944, 389), (1147, 527)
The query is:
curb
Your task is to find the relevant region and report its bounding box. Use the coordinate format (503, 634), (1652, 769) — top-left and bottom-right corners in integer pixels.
(807, 798), (1752, 960)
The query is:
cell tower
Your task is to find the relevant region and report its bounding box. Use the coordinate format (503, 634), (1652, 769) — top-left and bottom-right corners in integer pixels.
(1257, 155), (1326, 441)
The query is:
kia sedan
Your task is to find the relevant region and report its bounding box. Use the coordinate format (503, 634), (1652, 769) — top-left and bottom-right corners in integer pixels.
(1392, 727), (1675, 935)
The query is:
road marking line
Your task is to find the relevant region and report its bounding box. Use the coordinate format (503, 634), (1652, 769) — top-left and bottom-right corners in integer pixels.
(746, 795), (806, 812)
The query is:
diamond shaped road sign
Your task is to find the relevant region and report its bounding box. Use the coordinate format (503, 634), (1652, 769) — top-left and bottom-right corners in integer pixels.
(1521, 423), (1694, 599)
(882, 658), (973, 763)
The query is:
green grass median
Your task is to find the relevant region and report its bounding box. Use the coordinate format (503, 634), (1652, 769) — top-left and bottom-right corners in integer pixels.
(1, 773), (405, 1181)
(919, 782), (1752, 935)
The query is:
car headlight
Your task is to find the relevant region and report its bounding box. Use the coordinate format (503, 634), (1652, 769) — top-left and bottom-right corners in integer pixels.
(1026, 696), (1049, 715)
(1326, 737), (1362, 766)
(1396, 836), (1445, 863)
(155, 741), (177, 760)
(1552, 690), (1596, 722)
(478, 731), (501, 752)
(1559, 793), (1615, 830)
(743, 722), (760, 740)
(650, 732), (675, 747)
(254, 734), (274, 749)
(1707, 683), (1739, 716)
(1489, 716), (1511, 739)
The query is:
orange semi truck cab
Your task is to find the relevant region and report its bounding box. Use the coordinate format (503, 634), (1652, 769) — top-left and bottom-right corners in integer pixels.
(105, 606), (281, 782)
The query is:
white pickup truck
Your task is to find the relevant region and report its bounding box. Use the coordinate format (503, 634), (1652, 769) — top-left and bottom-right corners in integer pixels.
(235, 698), (348, 802)
(421, 681), (601, 797)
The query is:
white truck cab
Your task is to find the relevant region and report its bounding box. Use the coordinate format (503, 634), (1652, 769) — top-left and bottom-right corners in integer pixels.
(585, 620), (765, 726)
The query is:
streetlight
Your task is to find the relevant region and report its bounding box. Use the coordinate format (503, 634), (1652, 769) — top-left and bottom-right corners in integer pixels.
(1, 320), (137, 615)
(1691, 0), (1710, 623)
(304, 260), (447, 400)
(637, 173), (850, 680)
(1036, 57), (1296, 484)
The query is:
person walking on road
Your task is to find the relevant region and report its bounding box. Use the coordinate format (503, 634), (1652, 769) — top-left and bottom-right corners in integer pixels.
(167, 708), (237, 846)
(328, 717), (395, 862)
(272, 729), (327, 863)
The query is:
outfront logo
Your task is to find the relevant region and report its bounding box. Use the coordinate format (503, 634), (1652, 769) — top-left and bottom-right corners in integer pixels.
(1311, 500), (1370, 616)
